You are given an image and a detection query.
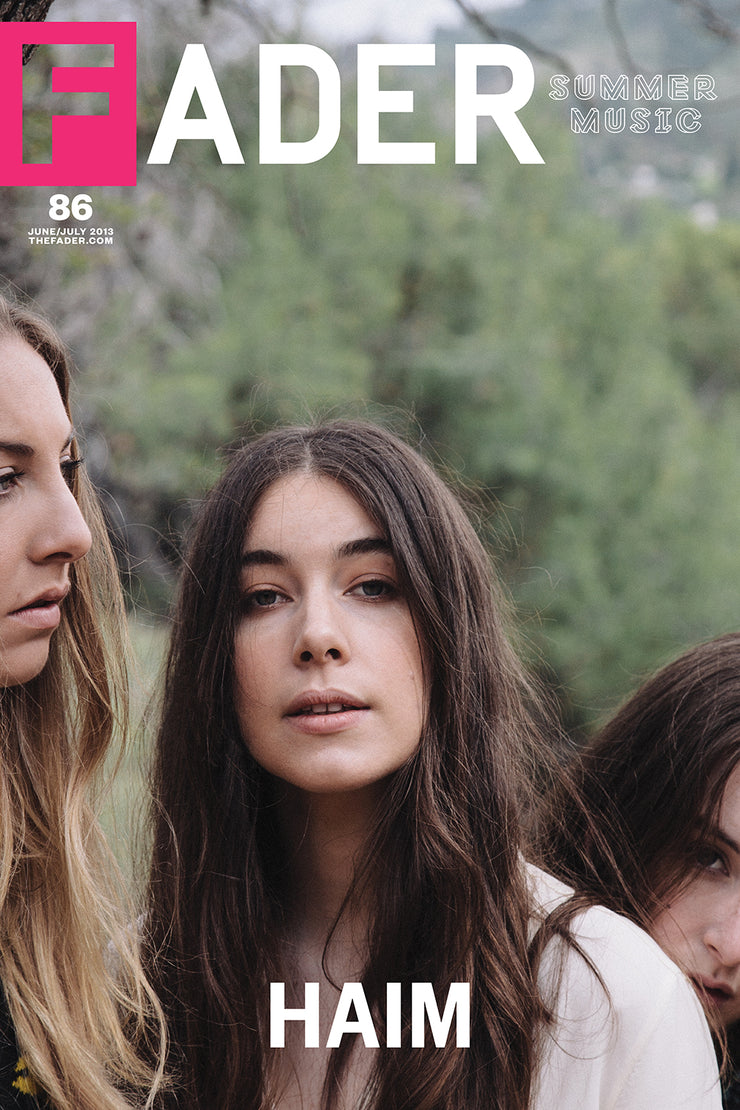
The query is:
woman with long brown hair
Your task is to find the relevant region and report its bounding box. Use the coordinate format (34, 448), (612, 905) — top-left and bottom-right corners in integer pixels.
(0, 292), (164, 1109)
(536, 632), (740, 1107)
(146, 419), (720, 1109)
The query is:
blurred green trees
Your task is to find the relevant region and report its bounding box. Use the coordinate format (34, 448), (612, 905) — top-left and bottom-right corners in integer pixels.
(15, 31), (740, 731)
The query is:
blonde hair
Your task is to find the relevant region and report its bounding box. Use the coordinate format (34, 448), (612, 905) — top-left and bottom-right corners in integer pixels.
(0, 294), (165, 1109)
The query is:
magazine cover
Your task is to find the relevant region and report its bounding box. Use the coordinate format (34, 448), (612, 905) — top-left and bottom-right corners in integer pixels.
(1, 1), (739, 1106)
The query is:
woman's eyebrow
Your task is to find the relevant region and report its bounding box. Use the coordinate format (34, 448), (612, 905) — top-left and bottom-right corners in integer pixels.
(0, 440), (34, 457)
(241, 537), (392, 567)
(0, 430), (75, 457)
(337, 537), (392, 560)
(714, 828), (740, 856)
(241, 549), (286, 567)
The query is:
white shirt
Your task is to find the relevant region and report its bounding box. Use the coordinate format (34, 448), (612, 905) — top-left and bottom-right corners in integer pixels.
(528, 864), (722, 1109)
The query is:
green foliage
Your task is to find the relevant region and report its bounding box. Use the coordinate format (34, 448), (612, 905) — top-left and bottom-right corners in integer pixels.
(656, 220), (740, 396)
(59, 39), (740, 731)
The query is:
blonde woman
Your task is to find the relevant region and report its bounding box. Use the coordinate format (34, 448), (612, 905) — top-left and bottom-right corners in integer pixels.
(0, 292), (164, 1109)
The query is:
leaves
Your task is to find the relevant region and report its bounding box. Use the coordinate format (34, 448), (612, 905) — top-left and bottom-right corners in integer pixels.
(5, 8), (739, 727)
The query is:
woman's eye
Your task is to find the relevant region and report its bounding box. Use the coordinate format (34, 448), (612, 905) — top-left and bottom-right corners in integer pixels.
(244, 589), (283, 610)
(351, 578), (397, 600)
(0, 468), (22, 497)
(696, 847), (728, 876)
(61, 457), (83, 489)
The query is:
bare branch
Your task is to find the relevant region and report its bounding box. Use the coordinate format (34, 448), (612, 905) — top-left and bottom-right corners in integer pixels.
(450, 0), (574, 75)
(676, 0), (739, 42)
(0, 0), (57, 62)
(0, 0), (54, 15)
(194, 0), (297, 43)
(603, 0), (739, 75)
(453, 0), (740, 82)
(603, 0), (640, 74)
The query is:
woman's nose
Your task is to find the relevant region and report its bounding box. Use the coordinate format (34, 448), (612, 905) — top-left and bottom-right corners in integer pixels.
(704, 897), (740, 969)
(29, 476), (92, 566)
(292, 594), (350, 666)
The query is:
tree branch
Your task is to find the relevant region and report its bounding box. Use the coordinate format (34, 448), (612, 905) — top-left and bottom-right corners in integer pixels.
(603, 0), (640, 74)
(0, 0), (57, 62)
(675, 0), (739, 42)
(450, 0), (574, 75)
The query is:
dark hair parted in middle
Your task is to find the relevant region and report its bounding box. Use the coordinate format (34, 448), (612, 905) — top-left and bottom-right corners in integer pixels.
(537, 632), (740, 929)
(145, 420), (547, 1110)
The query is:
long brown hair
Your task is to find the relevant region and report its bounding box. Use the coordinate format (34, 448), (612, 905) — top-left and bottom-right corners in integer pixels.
(146, 419), (552, 1109)
(536, 632), (740, 929)
(0, 294), (165, 1110)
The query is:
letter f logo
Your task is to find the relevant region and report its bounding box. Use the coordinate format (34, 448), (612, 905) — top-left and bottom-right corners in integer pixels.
(0, 21), (137, 185)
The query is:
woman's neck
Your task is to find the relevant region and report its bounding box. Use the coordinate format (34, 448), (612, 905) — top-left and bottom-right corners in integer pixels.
(268, 787), (384, 1110)
(275, 783), (382, 962)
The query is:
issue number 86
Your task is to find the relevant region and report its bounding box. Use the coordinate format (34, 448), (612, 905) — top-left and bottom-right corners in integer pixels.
(48, 194), (93, 221)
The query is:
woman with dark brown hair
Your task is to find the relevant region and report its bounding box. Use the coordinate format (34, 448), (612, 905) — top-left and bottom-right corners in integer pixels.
(146, 419), (720, 1109)
(536, 632), (740, 1108)
(0, 291), (165, 1108)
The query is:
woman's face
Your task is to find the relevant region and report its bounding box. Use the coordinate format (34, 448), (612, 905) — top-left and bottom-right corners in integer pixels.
(234, 472), (426, 797)
(651, 762), (740, 1027)
(0, 337), (91, 687)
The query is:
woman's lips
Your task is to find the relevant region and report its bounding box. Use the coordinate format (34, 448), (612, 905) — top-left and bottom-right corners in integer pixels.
(285, 690), (370, 734)
(9, 589), (67, 632)
(692, 976), (733, 1008)
(286, 708), (370, 735)
(9, 600), (62, 631)
(294, 702), (359, 715)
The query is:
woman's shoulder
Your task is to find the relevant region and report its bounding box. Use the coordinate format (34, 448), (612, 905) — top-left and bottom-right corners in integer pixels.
(525, 862), (722, 1109)
(527, 860), (692, 988)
